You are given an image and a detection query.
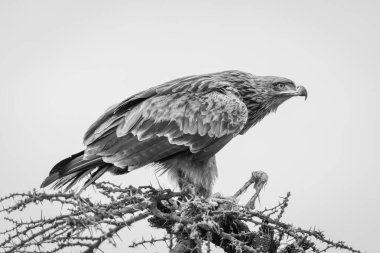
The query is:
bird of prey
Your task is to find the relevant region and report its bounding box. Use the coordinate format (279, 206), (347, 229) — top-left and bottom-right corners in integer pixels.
(41, 70), (307, 197)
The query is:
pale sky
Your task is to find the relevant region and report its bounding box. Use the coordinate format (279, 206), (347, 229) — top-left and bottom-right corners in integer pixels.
(0, 1), (379, 252)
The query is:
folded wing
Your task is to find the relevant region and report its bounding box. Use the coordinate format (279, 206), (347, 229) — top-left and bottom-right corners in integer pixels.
(83, 75), (248, 170)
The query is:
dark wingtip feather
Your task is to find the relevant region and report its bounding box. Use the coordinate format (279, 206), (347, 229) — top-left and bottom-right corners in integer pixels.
(40, 172), (60, 188)
(41, 150), (85, 188)
(41, 150), (107, 191)
(49, 151), (85, 175)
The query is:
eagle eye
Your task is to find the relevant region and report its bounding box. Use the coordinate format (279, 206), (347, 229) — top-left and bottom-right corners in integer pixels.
(273, 82), (286, 90)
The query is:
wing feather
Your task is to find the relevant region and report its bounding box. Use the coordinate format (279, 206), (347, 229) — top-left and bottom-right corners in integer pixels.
(116, 105), (143, 137)
(83, 74), (248, 169)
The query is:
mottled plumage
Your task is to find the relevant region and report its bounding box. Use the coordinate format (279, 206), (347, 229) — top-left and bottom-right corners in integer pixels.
(41, 70), (307, 196)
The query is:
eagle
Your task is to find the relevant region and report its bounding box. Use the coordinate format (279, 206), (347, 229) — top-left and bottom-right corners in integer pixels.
(41, 70), (307, 197)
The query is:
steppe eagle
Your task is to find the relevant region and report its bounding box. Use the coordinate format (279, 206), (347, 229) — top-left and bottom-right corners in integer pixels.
(41, 70), (307, 196)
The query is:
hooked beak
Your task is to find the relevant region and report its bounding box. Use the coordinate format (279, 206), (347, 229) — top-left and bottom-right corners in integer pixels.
(296, 85), (308, 100)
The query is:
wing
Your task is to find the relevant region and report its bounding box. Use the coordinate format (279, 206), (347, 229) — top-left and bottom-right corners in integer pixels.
(83, 75), (248, 168)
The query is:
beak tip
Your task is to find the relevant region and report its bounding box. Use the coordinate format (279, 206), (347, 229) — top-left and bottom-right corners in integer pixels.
(297, 85), (308, 101)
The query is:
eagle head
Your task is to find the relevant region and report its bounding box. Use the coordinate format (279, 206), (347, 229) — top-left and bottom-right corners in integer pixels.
(249, 75), (307, 112)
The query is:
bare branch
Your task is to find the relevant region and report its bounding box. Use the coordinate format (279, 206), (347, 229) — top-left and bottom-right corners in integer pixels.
(0, 172), (361, 253)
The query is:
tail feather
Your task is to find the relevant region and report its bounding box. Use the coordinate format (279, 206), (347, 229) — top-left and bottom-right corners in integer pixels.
(79, 166), (109, 193)
(41, 151), (110, 191)
(63, 168), (95, 191)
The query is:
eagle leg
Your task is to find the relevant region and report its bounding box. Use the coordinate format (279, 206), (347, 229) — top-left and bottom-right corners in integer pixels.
(161, 155), (218, 198)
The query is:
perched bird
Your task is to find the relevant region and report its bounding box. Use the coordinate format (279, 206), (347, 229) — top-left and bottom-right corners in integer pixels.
(41, 70), (307, 197)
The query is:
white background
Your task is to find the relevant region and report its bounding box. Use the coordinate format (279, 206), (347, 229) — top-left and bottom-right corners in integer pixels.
(0, 1), (379, 252)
